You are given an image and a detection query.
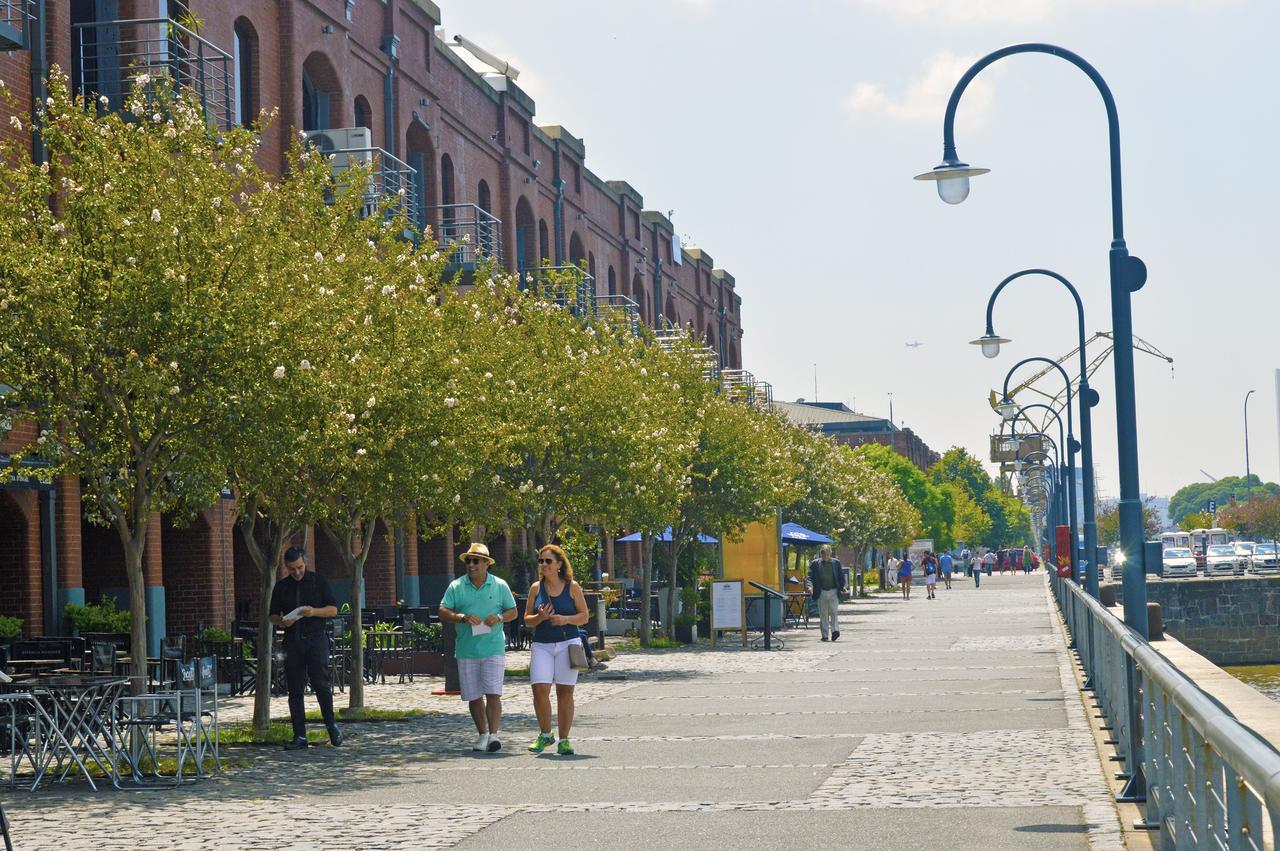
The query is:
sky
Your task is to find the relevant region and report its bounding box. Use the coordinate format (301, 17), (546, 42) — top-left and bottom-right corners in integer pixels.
(440, 0), (1279, 500)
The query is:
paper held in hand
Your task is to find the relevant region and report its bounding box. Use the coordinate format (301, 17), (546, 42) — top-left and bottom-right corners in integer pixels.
(282, 606), (307, 625)
(469, 620), (492, 636)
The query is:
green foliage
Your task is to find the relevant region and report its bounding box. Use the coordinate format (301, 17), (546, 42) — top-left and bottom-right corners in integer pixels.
(65, 598), (133, 634)
(855, 443), (953, 547)
(0, 615), (21, 640)
(200, 627), (232, 643)
(410, 621), (443, 652)
(554, 522), (600, 581)
(1218, 495), (1280, 543)
(1168, 476), (1280, 525)
(1096, 498), (1165, 546)
(1179, 511), (1216, 532)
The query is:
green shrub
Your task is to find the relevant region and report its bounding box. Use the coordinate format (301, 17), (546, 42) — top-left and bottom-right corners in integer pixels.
(200, 626), (232, 642)
(65, 598), (133, 633)
(0, 615), (22, 640)
(411, 621), (443, 652)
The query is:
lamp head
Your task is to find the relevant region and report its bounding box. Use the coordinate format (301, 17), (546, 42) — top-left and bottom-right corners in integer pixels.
(970, 332), (1010, 359)
(995, 397), (1020, 421)
(913, 161), (990, 205)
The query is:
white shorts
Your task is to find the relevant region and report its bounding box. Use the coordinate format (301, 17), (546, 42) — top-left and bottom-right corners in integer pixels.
(924, 575), (937, 586)
(458, 655), (505, 702)
(530, 638), (580, 686)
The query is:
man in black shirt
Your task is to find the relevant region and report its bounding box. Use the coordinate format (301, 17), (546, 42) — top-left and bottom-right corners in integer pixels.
(269, 546), (341, 750)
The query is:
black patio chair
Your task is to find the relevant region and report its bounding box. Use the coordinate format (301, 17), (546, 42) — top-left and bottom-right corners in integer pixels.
(88, 642), (117, 675)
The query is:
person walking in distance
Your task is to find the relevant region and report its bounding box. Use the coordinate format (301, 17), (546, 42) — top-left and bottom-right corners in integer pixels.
(269, 547), (341, 751)
(897, 554), (914, 600)
(438, 543), (519, 753)
(960, 546), (973, 578)
(525, 545), (590, 756)
(939, 551), (953, 591)
(885, 553), (901, 590)
(923, 552), (938, 600)
(982, 549), (997, 585)
(809, 544), (846, 642)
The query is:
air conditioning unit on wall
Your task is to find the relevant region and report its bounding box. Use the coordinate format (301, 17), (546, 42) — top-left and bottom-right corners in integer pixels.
(304, 126), (375, 174)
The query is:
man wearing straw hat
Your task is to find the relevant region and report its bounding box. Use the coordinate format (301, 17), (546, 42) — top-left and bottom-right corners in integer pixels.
(439, 543), (518, 753)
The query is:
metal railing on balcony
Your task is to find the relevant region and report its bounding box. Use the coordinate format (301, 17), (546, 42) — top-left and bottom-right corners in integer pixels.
(721, 369), (771, 407)
(655, 328), (720, 383)
(1052, 572), (1280, 849)
(592, 294), (642, 336)
(520, 265), (595, 317)
(424, 203), (502, 270)
(73, 18), (234, 131)
(325, 147), (418, 227)
(0, 0), (31, 51)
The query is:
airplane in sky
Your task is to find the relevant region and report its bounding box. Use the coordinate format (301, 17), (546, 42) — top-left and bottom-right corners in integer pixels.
(905, 340), (923, 348)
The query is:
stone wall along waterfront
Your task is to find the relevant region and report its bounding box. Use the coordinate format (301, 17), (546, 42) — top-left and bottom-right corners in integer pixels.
(1141, 576), (1280, 666)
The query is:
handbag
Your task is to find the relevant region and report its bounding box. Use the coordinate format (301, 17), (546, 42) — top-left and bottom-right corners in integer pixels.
(567, 640), (589, 670)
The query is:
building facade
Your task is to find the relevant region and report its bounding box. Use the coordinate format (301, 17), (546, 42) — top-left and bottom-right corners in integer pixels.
(773, 401), (941, 471)
(0, 0), (748, 641)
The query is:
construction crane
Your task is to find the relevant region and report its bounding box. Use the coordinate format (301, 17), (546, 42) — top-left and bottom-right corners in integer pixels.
(988, 331), (1173, 432)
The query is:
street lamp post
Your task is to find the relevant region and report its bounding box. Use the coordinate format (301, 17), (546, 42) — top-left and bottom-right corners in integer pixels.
(997, 361), (1080, 581)
(1245, 389), (1256, 498)
(971, 268), (1100, 598)
(917, 43), (1149, 641)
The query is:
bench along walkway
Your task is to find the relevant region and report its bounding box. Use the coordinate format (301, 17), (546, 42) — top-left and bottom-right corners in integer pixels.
(6, 573), (1123, 849)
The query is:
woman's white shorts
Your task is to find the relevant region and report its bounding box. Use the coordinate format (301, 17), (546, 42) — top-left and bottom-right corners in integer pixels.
(530, 638), (580, 686)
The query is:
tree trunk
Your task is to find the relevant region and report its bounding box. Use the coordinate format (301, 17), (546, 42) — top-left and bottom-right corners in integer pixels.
(348, 569), (365, 709)
(124, 537), (147, 696)
(254, 567), (278, 732)
(639, 532), (654, 646)
(663, 537), (681, 636)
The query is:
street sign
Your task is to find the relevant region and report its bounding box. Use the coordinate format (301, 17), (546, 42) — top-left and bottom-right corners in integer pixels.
(1207, 499), (1217, 514)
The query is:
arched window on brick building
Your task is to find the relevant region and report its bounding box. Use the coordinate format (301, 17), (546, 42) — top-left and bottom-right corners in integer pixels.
(232, 18), (257, 130)
(302, 53), (342, 132)
(353, 95), (372, 134)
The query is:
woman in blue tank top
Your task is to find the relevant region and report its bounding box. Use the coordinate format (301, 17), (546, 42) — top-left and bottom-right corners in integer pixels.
(523, 544), (589, 755)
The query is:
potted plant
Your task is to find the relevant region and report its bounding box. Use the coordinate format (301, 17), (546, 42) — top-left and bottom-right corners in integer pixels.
(0, 615), (22, 646)
(65, 597), (133, 648)
(674, 586), (699, 644)
(382, 621), (446, 677)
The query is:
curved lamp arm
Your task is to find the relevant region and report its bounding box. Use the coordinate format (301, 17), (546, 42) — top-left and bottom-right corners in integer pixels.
(937, 43), (1124, 240)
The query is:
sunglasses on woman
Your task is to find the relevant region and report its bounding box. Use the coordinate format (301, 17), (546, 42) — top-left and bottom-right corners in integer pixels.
(538, 557), (556, 564)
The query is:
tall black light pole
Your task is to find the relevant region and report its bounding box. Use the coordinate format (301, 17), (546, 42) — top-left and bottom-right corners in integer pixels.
(1245, 389), (1256, 498)
(916, 44), (1149, 640)
(972, 268), (1100, 597)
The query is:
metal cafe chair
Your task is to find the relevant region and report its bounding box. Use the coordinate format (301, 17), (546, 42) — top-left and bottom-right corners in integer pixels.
(0, 694), (44, 790)
(114, 690), (193, 786)
(190, 657), (219, 772)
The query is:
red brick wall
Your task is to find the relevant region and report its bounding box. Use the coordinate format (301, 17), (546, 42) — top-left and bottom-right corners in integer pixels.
(362, 519), (396, 607)
(161, 501), (237, 637)
(55, 475), (82, 588)
(81, 518), (127, 603)
(0, 490), (42, 635)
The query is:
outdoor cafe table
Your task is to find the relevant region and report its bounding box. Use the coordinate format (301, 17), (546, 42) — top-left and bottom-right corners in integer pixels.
(0, 675), (128, 790)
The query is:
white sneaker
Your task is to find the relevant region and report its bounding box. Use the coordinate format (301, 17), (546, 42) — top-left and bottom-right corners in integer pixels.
(472, 733), (491, 752)
(487, 733), (502, 752)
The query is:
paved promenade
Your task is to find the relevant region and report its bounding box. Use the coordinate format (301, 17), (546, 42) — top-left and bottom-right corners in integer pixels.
(4, 573), (1124, 849)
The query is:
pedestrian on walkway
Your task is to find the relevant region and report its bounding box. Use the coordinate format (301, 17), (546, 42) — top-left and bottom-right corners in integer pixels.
(525, 544), (590, 756)
(960, 546), (972, 577)
(973, 551), (982, 588)
(885, 553), (900, 589)
(809, 544), (846, 642)
(982, 549), (996, 580)
(939, 551), (953, 590)
(897, 555), (914, 600)
(269, 547), (341, 751)
(1023, 545), (1034, 574)
(439, 543), (519, 753)
(923, 553), (938, 599)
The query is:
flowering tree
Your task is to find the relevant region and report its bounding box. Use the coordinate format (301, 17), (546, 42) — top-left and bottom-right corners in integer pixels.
(0, 74), (271, 688)
(660, 383), (803, 635)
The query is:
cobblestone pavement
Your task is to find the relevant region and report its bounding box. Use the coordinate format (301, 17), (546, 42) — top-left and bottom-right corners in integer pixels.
(3, 573), (1124, 849)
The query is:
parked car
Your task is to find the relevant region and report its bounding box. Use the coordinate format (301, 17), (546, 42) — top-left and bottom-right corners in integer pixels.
(1161, 547), (1198, 579)
(1204, 544), (1247, 577)
(1249, 542), (1280, 575)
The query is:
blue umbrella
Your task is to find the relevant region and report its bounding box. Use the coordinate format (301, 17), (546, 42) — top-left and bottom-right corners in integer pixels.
(781, 522), (833, 545)
(615, 527), (718, 544)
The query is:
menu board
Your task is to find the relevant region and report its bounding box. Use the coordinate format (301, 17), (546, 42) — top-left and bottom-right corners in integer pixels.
(711, 580), (744, 631)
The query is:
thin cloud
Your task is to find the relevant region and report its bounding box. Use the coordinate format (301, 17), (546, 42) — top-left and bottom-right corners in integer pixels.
(845, 52), (998, 128)
(851, 0), (1233, 23)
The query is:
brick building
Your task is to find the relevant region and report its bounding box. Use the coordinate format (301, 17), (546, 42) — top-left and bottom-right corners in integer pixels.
(773, 401), (941, 471)
(0, 0), (747, 644)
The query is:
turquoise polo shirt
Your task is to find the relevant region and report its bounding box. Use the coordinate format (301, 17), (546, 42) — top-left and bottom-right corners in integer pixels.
(440, 572), (517, 659)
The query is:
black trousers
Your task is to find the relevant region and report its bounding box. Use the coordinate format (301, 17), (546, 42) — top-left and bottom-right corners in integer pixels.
(283, 636), (336, 739)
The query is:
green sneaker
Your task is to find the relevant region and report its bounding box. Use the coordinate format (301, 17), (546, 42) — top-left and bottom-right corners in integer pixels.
(528, 732), (555, 753)
(557, 738), (575, 756)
